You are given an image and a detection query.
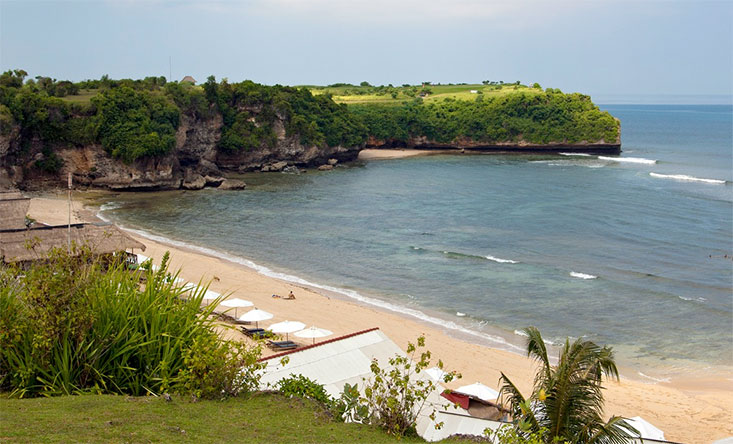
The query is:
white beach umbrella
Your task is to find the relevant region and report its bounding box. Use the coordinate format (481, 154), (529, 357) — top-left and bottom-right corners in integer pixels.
(238, 308), (274, 328)
(202, 289), (221, 301)
(425, 366), (448, 382)
(626, 416), (665, 441)
(455, 382), (500, 402)
(220, 298), (254, 318)
(268, 320), (306, 340)
(294, 326), (333, 344)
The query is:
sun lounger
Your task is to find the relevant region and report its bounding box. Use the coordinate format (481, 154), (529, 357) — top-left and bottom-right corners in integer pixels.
(267, 340), (298, 350)
(240, 327), (266, 338)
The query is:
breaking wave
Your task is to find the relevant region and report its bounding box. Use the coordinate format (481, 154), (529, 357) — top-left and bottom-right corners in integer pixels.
(649, 172), (726, 185)
(570, 271), (598, 280)
(598, 156), (657, 165)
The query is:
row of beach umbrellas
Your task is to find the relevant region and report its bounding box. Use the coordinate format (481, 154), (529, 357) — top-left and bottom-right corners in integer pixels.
(209, 295), (333, 344)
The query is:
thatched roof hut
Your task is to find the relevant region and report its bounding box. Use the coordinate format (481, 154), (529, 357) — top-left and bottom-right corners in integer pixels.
(0, 223), (146, 265)
(181, 75), (196, 84)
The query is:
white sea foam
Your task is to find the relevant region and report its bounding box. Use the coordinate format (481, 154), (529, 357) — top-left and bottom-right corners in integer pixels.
(598, 156), (657, 165)
(456, 312), (466, 317)
(514, 329), (528, 337)
(649, 172), (726, 185)
(678, 295), (707, 303)
(570, 271), (597, 280)
(98, 209), (524, 353)
(559, 152), (592, 157)
(485, 255), (519, 264)
(638, 372), (672, 384)
(99, 202), (122, 212)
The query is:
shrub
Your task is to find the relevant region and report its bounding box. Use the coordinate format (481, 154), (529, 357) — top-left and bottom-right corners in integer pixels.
(275, 374), (334, 408)
(358, 336), (460, 436)
(178, 335), (264, 400)
(0, 247), (261, 398)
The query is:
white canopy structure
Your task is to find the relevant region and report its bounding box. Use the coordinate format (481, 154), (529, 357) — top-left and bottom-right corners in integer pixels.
(425, 366), (448, 382)
(268, 320), (306, 340)
(238, 308), (273, 328)
(294, 326), (333, 344)
(220, 298), (254, 317)
(258, 328), (505, 442)
(626, 416), (665, 441)
(455, 382), (500, 402)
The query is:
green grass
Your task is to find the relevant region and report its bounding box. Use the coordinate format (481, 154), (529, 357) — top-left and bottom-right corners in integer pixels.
(309, 83), (543, 106)
(0, 393), (432, 443)
(59, 88), (99, 104)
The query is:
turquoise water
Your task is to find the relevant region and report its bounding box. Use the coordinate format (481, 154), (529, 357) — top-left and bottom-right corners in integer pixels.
(100, 105), (733, 378)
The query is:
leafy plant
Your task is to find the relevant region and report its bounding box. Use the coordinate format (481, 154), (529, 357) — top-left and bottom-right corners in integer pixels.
(0, 246), (262, 399)
(498, 327), (636, 444)
(358, 335), (460, 437)
(178, 335), (264, 400)
(275, 374), (334, 408)
(333, 382), (369, 423)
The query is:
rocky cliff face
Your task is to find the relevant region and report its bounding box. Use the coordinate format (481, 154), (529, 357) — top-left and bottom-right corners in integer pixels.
(365, 135), (621, 154)
(0, 111), (361, 191)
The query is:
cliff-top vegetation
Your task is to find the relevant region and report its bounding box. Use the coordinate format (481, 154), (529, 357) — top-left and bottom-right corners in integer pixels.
(0, 70), (619, 172)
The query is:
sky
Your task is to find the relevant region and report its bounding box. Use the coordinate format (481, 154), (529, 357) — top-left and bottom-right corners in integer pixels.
(1, 0), (731, 103)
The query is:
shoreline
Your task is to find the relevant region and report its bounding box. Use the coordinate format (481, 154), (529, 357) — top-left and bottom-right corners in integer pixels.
(24, 192), (733, 443)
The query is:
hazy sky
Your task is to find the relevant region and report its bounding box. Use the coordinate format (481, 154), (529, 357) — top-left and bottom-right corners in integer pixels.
(1, 0), (731, 101)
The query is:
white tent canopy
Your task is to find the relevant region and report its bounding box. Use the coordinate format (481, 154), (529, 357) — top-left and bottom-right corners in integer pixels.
(220, 298), (254, 317)
(239, 308), (274, 328)
(455, 382), (499, 402)
(268, 320), (306, 340)
(425, 367), (448, 382)
(626, 416), (665, 441)
(294, 326), (333, 344)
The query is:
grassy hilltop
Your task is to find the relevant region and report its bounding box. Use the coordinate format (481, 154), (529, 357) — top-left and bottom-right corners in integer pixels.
(309, 81), (543, 105)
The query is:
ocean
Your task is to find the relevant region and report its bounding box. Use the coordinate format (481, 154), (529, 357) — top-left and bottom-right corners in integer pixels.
(97, 104), (733, 381)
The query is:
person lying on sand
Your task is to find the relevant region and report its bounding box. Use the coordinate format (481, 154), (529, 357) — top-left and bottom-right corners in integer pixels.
(272, 291), (296, 300)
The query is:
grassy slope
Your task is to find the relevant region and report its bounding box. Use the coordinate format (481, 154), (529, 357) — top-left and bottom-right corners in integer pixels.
(309, 84), (543, 105)
(59, 88), (99, 104)
(0, 393), (434, 443)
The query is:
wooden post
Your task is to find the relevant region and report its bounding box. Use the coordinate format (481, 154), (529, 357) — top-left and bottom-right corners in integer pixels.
(67, 172), (72, 253)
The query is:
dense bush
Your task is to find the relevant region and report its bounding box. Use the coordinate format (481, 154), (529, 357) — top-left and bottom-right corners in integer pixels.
(351, 91), (619, 145)
(204, 76), (367, 151)
(0, 247), (262, 398)
(92, 86), (180, 162)
(275, 374), (335, 408)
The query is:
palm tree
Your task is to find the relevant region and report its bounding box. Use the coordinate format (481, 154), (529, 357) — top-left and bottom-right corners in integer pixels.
(499, 327), (636, 444)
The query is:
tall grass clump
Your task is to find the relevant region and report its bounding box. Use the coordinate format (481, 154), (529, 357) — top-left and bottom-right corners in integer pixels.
(0, 246), (263, 398)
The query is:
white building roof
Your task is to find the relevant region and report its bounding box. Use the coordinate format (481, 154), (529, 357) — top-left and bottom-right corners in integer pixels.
(259, 327), (505, 441)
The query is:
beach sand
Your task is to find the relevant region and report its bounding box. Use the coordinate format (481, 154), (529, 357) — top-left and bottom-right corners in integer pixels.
(26, 193), (733, 443)
(358, 148), (438, 160)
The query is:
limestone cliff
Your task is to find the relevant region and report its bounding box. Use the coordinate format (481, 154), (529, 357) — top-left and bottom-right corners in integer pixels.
(0, 111), (361, 191)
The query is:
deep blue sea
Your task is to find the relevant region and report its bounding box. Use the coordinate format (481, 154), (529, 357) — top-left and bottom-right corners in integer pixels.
(99, 104), (733, 380)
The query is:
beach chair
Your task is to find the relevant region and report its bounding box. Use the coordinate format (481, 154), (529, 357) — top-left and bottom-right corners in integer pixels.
(266, 340), (298, 351)
(240, 327), (266, 338)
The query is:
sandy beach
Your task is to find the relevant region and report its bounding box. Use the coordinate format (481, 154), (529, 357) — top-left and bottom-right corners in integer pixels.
(358, 148), (439, 160)
(25, 193), (733, 443)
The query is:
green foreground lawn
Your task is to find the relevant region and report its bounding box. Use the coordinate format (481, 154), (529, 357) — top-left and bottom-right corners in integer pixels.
(0, 392), (437, 443)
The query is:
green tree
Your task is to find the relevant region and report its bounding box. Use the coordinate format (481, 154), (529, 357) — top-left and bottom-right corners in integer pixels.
(498, 327), (636, 444)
